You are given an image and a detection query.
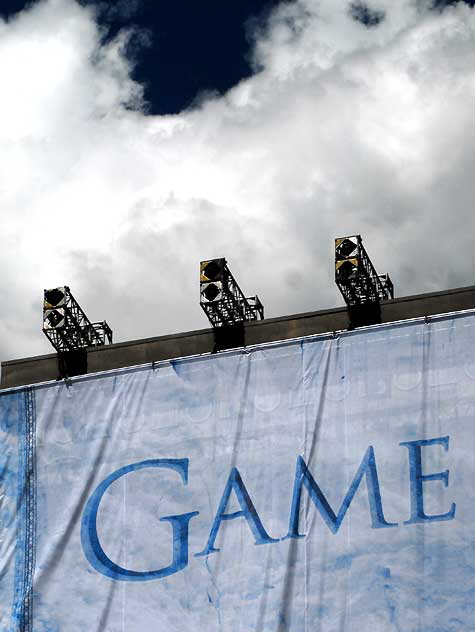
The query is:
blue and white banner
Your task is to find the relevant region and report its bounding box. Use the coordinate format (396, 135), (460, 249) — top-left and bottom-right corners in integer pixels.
(1, 311), (474, 631)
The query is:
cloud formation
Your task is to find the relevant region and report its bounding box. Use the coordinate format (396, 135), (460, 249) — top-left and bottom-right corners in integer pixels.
(1, 0), (475, 360)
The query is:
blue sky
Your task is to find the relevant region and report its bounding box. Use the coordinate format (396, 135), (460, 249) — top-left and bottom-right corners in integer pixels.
(2, 0), (283, 113)
(1, 0), (471, 115)
(1, 0), (475, 360)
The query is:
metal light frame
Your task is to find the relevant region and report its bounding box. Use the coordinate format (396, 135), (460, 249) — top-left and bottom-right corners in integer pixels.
(200, 258), (264, 328)
(43, 286), (113, 353)
(335, 235), (394, 307)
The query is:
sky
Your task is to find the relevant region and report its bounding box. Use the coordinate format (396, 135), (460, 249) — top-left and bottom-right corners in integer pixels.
(1, 0), (475, 361)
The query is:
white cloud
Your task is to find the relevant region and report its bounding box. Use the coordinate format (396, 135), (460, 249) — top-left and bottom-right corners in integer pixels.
(1, 0), (475, 360)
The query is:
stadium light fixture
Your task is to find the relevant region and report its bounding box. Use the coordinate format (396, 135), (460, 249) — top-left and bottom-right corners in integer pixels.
(335, 235), (393, 326)
(200, 258), (264, 331)
(43, 286), (113, 353)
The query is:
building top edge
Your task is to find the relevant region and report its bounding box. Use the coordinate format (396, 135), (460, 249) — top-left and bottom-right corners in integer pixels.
(4, 284), (475, 367)
(1, 305), (475, 395)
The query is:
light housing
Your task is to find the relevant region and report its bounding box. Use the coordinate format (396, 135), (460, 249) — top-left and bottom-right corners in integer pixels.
(199, 258), (264, 329)
(335, 235), (394, 308)
(42, 286), (112, 353)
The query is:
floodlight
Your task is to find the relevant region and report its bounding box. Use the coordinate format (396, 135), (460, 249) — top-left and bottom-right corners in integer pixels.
(335, 235), (393, 322)
(199, 258), (264, 330)
(42, 286), (113, 353)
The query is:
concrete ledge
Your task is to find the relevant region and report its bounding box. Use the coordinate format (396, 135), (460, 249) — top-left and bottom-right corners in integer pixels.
(2, 285), (475, 389)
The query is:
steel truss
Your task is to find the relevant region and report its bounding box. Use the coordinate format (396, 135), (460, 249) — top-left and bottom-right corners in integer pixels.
(43, 286), (113, 353)
(335, 235), (394, 307)
(200, 258), (264, 328)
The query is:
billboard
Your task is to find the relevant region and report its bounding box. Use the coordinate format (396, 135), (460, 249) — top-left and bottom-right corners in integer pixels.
(1, 311), (474, 631)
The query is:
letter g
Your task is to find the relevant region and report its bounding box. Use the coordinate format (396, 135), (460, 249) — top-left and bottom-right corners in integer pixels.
(81, 459), (198, 581)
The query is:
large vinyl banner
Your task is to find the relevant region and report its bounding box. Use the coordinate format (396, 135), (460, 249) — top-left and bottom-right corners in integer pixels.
(1, 311), (474, 631)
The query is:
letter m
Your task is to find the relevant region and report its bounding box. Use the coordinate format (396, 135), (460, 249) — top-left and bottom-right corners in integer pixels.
(285, 448), (396, 538)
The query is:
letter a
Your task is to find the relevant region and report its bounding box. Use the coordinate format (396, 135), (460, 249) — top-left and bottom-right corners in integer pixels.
(196, 467), (278, 557)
